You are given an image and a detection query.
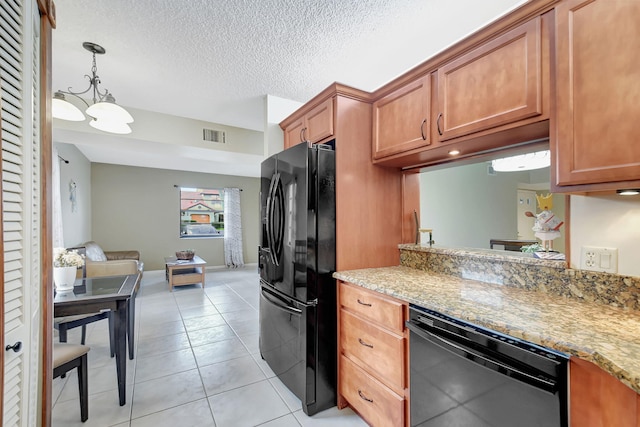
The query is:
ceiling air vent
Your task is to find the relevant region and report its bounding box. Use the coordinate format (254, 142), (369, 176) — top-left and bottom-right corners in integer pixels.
(203, 128), (226, 143)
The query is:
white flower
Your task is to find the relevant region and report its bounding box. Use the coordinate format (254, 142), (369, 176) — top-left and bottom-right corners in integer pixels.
(53, 247), (85, 268)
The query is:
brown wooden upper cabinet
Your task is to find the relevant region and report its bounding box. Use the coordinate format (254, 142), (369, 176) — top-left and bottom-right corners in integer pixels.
(283, 97), (334, 148)
(436, 17), (543, 142)
(553, 0), (640, 189)
(372, 75), (431, 160)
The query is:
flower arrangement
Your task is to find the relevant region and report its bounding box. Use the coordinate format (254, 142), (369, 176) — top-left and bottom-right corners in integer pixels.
(53, 247), (85, 268)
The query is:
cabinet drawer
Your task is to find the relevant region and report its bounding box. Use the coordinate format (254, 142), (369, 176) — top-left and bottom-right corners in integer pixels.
(340, 309), (405, 392)
(340, 354), (404, 427)
(339, 281), (405, 332)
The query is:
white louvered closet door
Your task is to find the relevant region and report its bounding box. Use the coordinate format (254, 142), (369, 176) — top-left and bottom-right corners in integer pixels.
(1, 0), (41, 426)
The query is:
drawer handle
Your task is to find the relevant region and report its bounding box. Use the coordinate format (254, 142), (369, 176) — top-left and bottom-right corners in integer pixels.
(436, 113), (443, 136)
(358, 338), (373, 348)
(358, 389), (374, 403)
(420, 118), (427, 140)
(356, 299), (371, 307)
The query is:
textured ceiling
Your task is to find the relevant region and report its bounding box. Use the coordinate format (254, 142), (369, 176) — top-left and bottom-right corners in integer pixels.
(52, 0), (526, 175)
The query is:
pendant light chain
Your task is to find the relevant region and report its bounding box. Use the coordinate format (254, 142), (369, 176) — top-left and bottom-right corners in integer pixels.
(88, 51), (107, 105)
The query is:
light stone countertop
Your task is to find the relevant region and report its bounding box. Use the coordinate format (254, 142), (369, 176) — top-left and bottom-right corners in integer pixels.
(334, 265), (640, 394)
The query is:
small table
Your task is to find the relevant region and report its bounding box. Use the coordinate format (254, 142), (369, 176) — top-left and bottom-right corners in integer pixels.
(54, 274), (139, 406)
(164, 255), (207, 291)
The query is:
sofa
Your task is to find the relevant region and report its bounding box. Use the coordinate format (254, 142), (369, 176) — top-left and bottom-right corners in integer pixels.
(80, 241), (144, 278)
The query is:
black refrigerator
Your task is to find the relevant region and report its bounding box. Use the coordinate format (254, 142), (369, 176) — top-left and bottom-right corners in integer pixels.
(258, 142), (336, 416)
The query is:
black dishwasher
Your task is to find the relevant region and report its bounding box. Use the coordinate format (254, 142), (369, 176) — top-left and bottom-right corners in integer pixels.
(406, 305), (568, 427)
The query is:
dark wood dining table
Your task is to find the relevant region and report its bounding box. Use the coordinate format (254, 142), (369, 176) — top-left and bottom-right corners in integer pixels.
(53, 274), (139, 406)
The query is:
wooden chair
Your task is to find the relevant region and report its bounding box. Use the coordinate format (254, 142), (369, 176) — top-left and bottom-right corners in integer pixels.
(53, 343), (90, 422)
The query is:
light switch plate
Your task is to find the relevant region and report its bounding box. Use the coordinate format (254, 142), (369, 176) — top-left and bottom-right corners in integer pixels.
(580, 246), (618, 273)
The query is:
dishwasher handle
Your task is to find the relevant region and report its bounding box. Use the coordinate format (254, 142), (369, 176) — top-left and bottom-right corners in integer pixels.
(406, 320), (558, 394)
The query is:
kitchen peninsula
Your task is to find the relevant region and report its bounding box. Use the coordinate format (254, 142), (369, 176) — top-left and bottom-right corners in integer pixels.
(335, 245), (640, 426)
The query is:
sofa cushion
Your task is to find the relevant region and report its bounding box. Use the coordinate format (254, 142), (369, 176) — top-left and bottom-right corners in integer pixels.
(84, 241), (107, 262)
(104, 250), (140, 261)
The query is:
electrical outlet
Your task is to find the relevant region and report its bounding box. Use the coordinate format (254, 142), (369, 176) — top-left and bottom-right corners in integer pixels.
(580, 246), (618, 273)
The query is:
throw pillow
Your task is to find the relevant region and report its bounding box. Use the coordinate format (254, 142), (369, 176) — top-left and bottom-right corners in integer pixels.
(84, 241), (107, 262)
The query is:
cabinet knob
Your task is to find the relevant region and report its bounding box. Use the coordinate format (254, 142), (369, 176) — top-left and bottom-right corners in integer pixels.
(5, 341), (22, 353)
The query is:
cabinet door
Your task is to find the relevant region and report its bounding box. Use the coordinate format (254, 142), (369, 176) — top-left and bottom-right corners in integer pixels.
(305, 97), (334, 143)
(555, 0), (640, 186)
(283, 116), (306, 149)
(372, 75), (430, 160)
(283, 98), (334, 149)
(436, 17), (542, 141)
(570, 358), (638, 427)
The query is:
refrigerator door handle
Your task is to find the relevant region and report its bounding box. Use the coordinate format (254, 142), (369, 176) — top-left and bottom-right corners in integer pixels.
(265, 173), (279, 266)
(261, 286), (303, 315)
(271, 174), (285, 265)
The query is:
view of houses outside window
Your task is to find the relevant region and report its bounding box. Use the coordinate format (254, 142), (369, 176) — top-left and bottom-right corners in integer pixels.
(180, 187), (224, 238)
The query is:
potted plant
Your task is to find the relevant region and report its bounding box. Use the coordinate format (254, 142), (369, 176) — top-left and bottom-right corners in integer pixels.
(53, 248), (85, 291)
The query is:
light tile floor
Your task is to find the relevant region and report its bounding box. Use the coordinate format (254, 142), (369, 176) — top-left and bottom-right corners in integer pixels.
(52, 266), (367, 427)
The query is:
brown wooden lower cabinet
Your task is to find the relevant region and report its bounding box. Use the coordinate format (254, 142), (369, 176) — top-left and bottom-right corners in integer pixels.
(339, 355), (405, 427)
(340, 309), (405, 395)
(337, 281), (409, 426)
(570, 357), (640, 427)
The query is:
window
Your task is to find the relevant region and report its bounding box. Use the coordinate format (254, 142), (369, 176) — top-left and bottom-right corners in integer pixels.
(180, 187), (224, 238)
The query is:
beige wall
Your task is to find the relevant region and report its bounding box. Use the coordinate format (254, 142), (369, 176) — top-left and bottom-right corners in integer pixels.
(55, 142), (92, 246)
(91, 163), (260, 270)
(570, 195), (640, 277)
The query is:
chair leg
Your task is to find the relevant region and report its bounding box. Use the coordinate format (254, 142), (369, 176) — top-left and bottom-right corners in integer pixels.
(58, 325), (68, 343)
(108, 313), (115, 358)
(58, 326), (68, 378)
(77, 353), (88, 422)
(80, 325), (87, 345)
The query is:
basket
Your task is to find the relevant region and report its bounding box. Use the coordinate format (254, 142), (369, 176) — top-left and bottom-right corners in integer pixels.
(176, 250), (195, 260)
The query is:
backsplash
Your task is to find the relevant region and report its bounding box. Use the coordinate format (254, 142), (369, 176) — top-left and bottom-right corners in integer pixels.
(399, 244), (640, 311)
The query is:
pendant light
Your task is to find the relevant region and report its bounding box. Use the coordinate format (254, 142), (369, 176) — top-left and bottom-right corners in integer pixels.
(52, 42), (133, 134)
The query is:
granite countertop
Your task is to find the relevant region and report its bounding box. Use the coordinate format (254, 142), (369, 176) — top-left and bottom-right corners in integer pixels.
(334, 265), (640, 394)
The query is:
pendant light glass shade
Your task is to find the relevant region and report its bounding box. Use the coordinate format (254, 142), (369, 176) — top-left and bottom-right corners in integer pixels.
(89, 118), (132, 135)
(52, 92), (85, 121)
(492, 150), (551, 172)
(85, 94), (134, 123)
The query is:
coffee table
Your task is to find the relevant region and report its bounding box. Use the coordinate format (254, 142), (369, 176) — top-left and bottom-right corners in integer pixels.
(164, 255), (207, 291)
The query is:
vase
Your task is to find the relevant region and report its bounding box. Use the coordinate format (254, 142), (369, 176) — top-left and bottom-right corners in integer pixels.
(53, 266), (78, 291)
